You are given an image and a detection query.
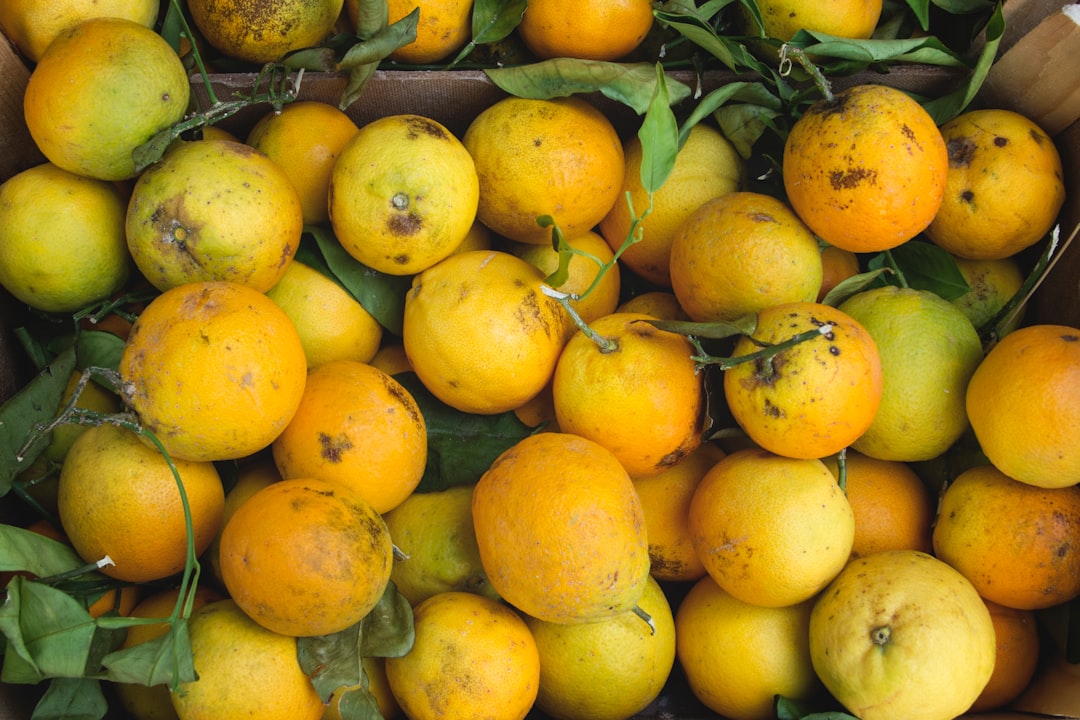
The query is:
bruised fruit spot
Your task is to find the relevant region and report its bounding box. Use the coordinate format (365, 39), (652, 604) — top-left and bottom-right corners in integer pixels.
(947, 137), (976, 167)
(1030, 128), (1047, 145)
(829, 167), (877, 190)
(960, 189), (975, 203)
(750, 212), (776, 223)
(1062, 334), (1079, 343)
(405, 115), (448, 140)
(993, 136), (1008, 147)
(318, 432), (353, 463)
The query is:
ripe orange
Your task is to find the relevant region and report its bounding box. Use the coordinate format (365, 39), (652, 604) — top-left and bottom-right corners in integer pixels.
(402, 250), (566, 414)
(385, 592), (540, 720)
(187, 0), (344, 64)
(616, 290), (689, 320)
(669, 192), (823, 323)
(951, 255), (1026, 334)
(817, 245), (860, 302)
(675, 574), (823, 720)
(722, 301), (883, 460)
(688, 447), (854, 608)
(206, 454), (281, 589)
(23, 17), (189, 181)
(219, 477), (394, 637)
(245, 101), (359, 225)
(379, 0), (473, 64)
(57, 423), (225, 584)
(739, 0), (882, 45)
(119, 281), (308, 463)
(810, 550), (996, 720)
(471, 432), (651, 624)
(932, 463), (1080, 610)
(822, 450), (934, 558)
(368, 341), (413, 377)
(970, 599), (1040, 713)
(462, 96), (624, 244)
(966, 324), (1080, 488)
(926, 108), (1066, 260)
(599, 122), (744, 288)
(633, 442), (726, 583)
(783, 84), (949, 253)
(517, 0), (654, 61)
(271, 359), (426, 514)
(329, 114), (479, 275)
(125, 139), (303, 293)
(551, 311), (705, 478)
(0, 0), (159, 63)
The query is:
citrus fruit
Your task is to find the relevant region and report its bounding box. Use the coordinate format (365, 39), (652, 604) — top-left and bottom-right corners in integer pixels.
(970, 599), (1040, 713)
(322, 656), (400, 720)
(926, 108), (1066, 260)
(552, 311), (705, 478)
(722, 301), (883, 460)
(369, 341), (413, 377)
(688, 447), (854, 608)
(187, 0), (344, 64)
(23, 17), (189, 181)
(817, 245), (860, 302)
(462, 96), (624, 244)
(57, 423), (225, 584)
(402, 250), (566, 414)
(616, 290), (689, 320)
(219, 477), (394, 637)
(822, 450), (934, 558)
(838, 285), (983, 462)
(170, 599), (324, 720)
(633, 441), (726, 582)
(265, 260), (383, 369)
(245, 101), (359, 225)
(932, 463), (1080, 610)
(381, 484), (500, 607)
(378, 0), (473, 64)
(384, 591), (541, 720)
(206, 454), (281, 589)
(966, 323), (1080, 488)
(271, 359), (426, 514)
(809, 549), (997, 720)
(329, 113), (479, 275)
(517, 0), (655, 61)
(471, 432), (650, 624)
(739, 0), (882, 45)
(119, 281), (308, 463)
(0, 164), (131, 313)
(951, 255), (1025, 334)
(675, 574), (823, 720)
(599, 122), (744, 288)
(783, 83), (949, 253)
(524, 575), (676, 720)
(669, 192), (823, 323)
(0, 0), (159, 63)
(125, 138), (303, 293)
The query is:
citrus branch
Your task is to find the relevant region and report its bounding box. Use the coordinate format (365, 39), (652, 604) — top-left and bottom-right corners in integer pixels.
(687, 324), (834, 371)
(540, 285), (617, 353)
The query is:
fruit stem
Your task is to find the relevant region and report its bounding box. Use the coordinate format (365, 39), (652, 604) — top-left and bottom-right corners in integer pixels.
(779, 45), (833, 103)
(632, 605), (657, 635)
(541, 285), (618, 353)
(169, 0), (218, 106)
(835, 447), (848, 493)
(881, 249), (910, 288)
(690, 325), (833, 371)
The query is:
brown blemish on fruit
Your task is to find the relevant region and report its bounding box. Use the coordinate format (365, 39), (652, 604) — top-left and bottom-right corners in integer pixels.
(405, 115), (448, 140)
(829, 167), (877, 190)
(382, 375), (424, 429)
(149, 196), (206, 272)
(947, 137), (976, 167)
(960, 189), (975, 203)
(388, 192), (422, 237)
(994, 135), (1009, 147)
(318, 432), (353, 463)
(750, 212), (776, 223)
(1062, 334), (1079, 343)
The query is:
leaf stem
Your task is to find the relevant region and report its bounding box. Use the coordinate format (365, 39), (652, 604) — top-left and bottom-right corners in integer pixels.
(689, 324), (833, 371)
(778, 44), (833, 103)
(540, 285), (617, 353)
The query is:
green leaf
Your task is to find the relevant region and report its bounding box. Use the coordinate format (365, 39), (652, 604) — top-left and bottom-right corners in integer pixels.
(101, 621), (195, 687)
(471, 0), (527, 43)
(653, 1), (772, 75)
(921, 1), (1003, 124)
(646, 315), (758, 340)
(0, 577), (98, 684)
(341, 9), (419, 68)
(485, 60), (692, 115)
(821, 268), (890, 307)
(336, 684), (387, 720)
(393, 373), (533, 492)
(637, 66), (679, 194)
(905, 0), (931, 31)
(0, 525), (83, 577)
(933, 0), (993, 14)
(867, 240), (971, 300)
(787, 30), (967, 66)
(357, 582), (414, 658)
(299, 623), (364, 702)
(75, 332), (125, 380)
(31, 677), (108, 720)
(351, 0), (390, 37)
(0, 347), (76, 496)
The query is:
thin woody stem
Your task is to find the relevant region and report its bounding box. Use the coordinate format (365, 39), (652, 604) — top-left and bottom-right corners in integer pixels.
(690, 324), (835, 371)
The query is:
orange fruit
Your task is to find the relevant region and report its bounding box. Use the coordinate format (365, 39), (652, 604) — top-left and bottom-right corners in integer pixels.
(219, 477), (394, 637)
(951, 255), (1026, 334)
(385, 591), (540, 720)
(551, 311), (705, 478)
(817, 245), (860, 302)
(380, 0), (473, 64)
(462, 96), (624, 244)
(471, 432), (651, 624)
(965, 324), (1080, 488)
(722, 301), (883, 460)
(265, 260), (383, 369)
(926, 108), (1066, 260)
(402, 250), (566, 414)
(524, 575), (676, 720)
(809, 550), (996, 720)
(970, 599), (1040, 713)
(0, 162), (131, 314)
(271, 359), (426, 514)
(616, 290), (689, 320)
(675, 574), (823, 720)
(0, 0), (159, 63)
(511, 380), (558, 430)
(932, 463), (1080, 610)
(669, 192), (823, 323)
(632, 442), (726, 583)
(245, 101), (359, 225)
(57, 423), (225, 584)
(739, 0), (882, 45)
(822, 450), (934, 558)
(783, 84), (949, 253)
(838, 286), (984, 462)
(125, 139), (303, 293)
(599, 122), (744, 287)
(187, 0), (344, 64)
(688, 447), (854, 608)
(206, 454), (282, 589)
(329, 113), (479, 276)
(170, 599), (324, 720)
(23, 17), (189, 181)
(368, 341), (413, 377)
(119, 281), (308, 463)
(517, 0), (654, 61)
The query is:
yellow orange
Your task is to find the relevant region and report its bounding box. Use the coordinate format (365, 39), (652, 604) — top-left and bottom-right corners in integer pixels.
(970, 599), (1040, 712)
(0, 0), (159, 62)
(187, 0), (344, 64)
(518, 0), (655, 61)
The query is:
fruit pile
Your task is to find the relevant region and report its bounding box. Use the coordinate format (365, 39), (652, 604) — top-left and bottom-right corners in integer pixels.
(0, 2), (1077, 720)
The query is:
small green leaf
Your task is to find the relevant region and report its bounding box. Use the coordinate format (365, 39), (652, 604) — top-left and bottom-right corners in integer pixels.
(75, 332), (125, 379)
(922, 1), (1003, 124)
(31, 677), (109, 720)
(646, 316), (758, 340)
(868, 240), (971, 300)
(471, 0), (527, 43)
(0, 525), (83, 577)
(787, 30), (967, 66)
(299, 622), (364, 702)
(101, 621), (195, 687)
(357, 581), (414, 659)
(820, 268), (890, 307)
(905, 0), (932, 31)
(0, 577), (98, 684)
(352, 0), (390, 37)
(637, 66), (679, 194)
(336, 683), (387, 720)
(340, 9), (419, 68)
